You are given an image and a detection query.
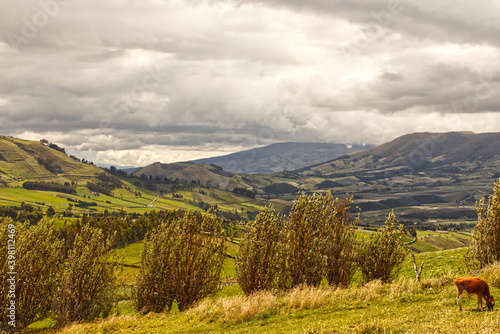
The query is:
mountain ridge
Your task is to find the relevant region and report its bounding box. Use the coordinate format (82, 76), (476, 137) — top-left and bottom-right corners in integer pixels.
(191, 142), (373, 174)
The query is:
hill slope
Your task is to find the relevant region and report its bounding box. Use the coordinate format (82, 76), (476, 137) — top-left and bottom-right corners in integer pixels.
(0, 136), (279, 218)
(0, 136), (102, 186)
(293, 131), (500, 220)
(300, 132), (500, 178)
(133, 162), (238, 189)
(191, 142), (372, 174)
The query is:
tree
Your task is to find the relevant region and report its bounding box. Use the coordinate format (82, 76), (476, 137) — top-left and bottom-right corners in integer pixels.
(321, 194), (359, 287)
(133, 219), (178, 313)
(469, 179), (500, 267)
(47, 206), (56, 217)
(278, 192), (325, 289)
(238, 192), (359, 291)
(236, 206), (282, 295)
(57, 225), (117, 324)
(134, 210), (226, 313)
(358, 211), (408, 283)
(0, 219), (62, 330)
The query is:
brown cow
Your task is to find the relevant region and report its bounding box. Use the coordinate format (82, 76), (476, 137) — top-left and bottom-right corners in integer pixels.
(455, 277), (495, 311)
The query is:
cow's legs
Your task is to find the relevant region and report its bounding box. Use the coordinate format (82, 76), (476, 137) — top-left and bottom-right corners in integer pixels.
(457, 292), (463, 311)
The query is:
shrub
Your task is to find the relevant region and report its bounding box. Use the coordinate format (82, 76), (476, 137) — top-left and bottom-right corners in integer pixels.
(279, 192), (358, 289)
(236, 206), (282, 295)
(358, 211), (408, 283)
(321, 194), (358, 287)
(278, 192), (325, 289)
(237, 192), (358, 291)
(0, 218), (62, 330)
(134, 210), (226, 313)
(57, 225), (117, 324)
(469, 179), (500, 268)
(133, 220), (178, 313)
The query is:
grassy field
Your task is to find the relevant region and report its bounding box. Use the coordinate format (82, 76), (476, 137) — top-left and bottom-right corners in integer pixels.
(43, 251), (500, 334)
(0, 182), (274, 219)
(24, 220), (491, 334)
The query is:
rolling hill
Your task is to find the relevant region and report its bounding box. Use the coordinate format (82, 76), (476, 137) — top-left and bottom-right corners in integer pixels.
(299, 131), (500, 177)
(133, 162), (238, 189)
(128, 132), (500, 221)
(2, 132), (500, 222)
(191, 142), (372, 174)
(0, 136), (103, 186)
(0, 136), (286, 219)
(291, 131), (500, 221)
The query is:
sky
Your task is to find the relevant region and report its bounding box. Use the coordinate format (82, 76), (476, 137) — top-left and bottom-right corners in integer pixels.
(1, 0), (499, 167)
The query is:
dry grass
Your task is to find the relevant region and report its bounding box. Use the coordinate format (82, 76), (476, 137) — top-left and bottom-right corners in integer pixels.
(54, 315), (138, 334)
(187, 290), (278, 322)
(188, 277), (433, 324)
(477, 262), (500, 288)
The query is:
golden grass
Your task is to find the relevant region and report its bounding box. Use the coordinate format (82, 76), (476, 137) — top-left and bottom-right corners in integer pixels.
(187, 290), (278, 322)
(477, 262), (500, 288)
(187, 277), (433, 324)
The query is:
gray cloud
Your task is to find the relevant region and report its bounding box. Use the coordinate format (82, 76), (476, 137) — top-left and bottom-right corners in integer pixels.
(0, 0), (499, 166)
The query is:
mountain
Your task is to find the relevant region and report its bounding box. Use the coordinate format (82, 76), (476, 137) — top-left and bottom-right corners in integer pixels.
(191, 142), (373, 174)
(298, 131), (500, 178)
(294, 131), (500, 220)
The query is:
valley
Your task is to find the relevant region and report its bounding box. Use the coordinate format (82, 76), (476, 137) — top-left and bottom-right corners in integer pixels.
(1, 132), (499, 225)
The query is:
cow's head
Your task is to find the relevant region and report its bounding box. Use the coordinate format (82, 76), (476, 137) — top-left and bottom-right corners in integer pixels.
(487, 295), (495, 311)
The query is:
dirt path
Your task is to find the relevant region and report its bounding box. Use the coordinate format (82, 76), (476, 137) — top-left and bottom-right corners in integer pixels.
(147, 195), (159, 207)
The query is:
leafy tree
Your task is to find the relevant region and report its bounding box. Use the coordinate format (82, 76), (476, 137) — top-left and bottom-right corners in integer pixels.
(134, 210), (226, 313)
(0, 219), (62, 330)
(236, 206), (282, 294)
(358, 211), (408, 283)
(470, 179), (500, 267)
(47, 206), (56, 217)
(133, 220), (178, 313)
(321, 193), (359, 287)
(278, 192), (325, 289)
(57, 225), (117, 324)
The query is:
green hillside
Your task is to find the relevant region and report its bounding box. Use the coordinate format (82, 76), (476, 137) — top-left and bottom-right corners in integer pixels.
(0, 136), (284, 218)
(0, 136), (101, 185)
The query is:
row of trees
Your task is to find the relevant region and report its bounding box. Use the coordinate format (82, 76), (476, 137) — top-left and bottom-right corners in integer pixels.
(236, 192), (408, 295)
(0, 210), (228, 330)
(22, 181), (75, 194)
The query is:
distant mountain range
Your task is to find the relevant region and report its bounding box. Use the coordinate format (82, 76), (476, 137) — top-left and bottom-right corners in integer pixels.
(191, 142), (373, 174)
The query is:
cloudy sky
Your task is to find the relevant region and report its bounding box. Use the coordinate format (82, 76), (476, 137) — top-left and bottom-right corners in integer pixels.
(1, 0), (499, 166)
